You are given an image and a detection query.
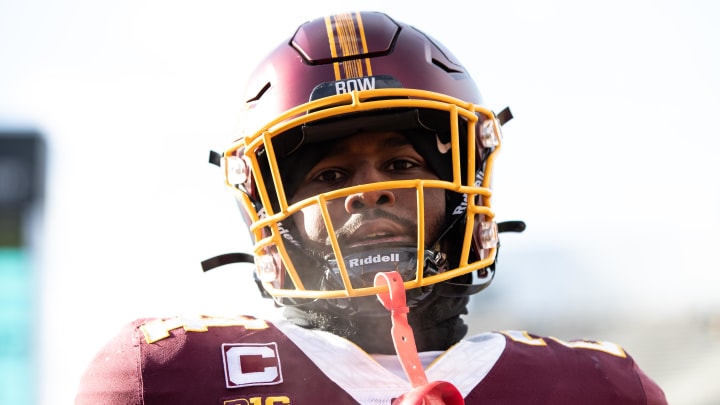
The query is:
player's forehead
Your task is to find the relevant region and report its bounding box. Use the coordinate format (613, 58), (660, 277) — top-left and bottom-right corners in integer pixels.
(321, 130), (416, 158)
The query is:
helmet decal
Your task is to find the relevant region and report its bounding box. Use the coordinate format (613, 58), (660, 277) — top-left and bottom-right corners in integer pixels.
(321, 12), (375, 80)
(310, 75), (403, 100)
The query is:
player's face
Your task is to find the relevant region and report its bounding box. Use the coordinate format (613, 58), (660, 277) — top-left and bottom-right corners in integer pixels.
(289, 131), (446, 257)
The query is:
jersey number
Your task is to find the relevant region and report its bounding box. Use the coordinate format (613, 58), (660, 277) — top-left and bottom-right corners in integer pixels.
(224, 396), (290, 405)
(501, 330), (626, 358)
(140, 315), (269, 344)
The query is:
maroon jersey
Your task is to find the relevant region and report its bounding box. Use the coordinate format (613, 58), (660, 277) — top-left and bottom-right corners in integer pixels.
(75, 315), (666, 404)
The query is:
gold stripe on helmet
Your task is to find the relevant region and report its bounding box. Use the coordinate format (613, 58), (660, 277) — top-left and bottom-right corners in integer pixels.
(325, 12), (373, 80)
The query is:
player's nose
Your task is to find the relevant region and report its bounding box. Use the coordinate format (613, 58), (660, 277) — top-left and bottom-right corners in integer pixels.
(344, 188), (396, 213)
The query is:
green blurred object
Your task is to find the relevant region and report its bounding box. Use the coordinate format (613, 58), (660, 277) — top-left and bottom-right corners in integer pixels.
(1, 132), (44, 404)
(0, 248), (33, 405)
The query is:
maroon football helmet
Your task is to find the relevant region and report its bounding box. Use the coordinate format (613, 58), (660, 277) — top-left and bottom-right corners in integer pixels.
(214, 11), (518, 307)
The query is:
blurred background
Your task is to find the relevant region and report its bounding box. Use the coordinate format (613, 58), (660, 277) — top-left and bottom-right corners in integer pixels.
(1, 0), (718, 404)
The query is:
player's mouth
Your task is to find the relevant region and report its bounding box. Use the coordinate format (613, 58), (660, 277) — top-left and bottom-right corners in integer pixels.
(340, 220), (416, 251)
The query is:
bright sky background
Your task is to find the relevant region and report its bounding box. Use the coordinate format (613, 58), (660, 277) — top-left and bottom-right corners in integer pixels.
(1, 1), (719, 404)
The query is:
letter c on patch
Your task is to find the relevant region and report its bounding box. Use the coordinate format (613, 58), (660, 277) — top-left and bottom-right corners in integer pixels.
(222, 343), (283, 388)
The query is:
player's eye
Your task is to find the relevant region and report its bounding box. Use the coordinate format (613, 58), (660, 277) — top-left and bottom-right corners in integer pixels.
(387, 159), (418, 171)
(312, 169), (345, 184)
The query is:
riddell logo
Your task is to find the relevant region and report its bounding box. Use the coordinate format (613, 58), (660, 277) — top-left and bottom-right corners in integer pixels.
(347, 253), (400, 268)
(452, 171), (484, 216)
(222, 343), (283, 388)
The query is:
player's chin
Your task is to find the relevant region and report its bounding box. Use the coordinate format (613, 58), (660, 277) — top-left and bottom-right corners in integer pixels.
(323, 294), (389, 318)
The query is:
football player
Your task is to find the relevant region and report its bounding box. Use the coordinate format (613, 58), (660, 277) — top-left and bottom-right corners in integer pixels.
(76, 11), (667, 404)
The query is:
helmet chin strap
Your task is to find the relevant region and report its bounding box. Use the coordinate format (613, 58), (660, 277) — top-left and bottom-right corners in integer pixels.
(321, 247), (440, 316)
(374, 271), (464, 405)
